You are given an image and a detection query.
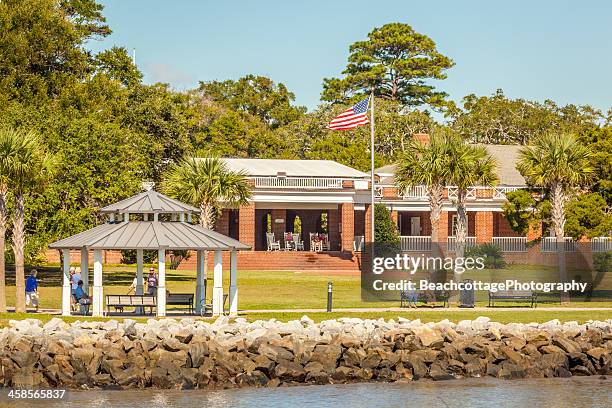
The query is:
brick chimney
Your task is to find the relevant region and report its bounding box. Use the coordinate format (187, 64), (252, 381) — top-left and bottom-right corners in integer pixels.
(413, 133), (430, 145)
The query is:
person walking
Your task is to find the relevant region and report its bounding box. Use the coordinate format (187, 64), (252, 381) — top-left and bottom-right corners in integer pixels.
(25, 269), (39, 312)
(147, 267), (158, 295)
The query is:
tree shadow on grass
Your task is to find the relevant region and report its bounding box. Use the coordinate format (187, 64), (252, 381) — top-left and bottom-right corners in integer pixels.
(4, 265), (196, 287)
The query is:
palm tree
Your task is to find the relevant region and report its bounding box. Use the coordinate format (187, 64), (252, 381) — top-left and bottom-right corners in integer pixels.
(9, 130), (54, 313)
(446, 136), (498, 258)
(162, 157), (252, 288)
(395, 131), (452, 252)
(517, 132), (594, 303)
(0, 128), (22, 313)
(162, 157), (252, 229)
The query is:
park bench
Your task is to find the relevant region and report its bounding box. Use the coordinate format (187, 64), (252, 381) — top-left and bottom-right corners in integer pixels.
(488, 290), (537, 308)
(400, 290), (449, 308)
(167, 293), (195, 314)
(105, 294), (156, 315)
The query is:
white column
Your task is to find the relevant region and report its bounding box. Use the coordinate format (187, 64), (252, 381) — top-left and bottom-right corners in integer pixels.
(80, 248), (89, 293)
(229, 249), (238, 316)
(212, 250), (223, 316)
(136, 249), (144, 295)
(124, 212), (130, 223)
(61, 249), (71, 316)
(180, 213), (185, 222)
(143, 213), (148, 221)
(92, 249), (104, 317)
(187, 213), (192, 223)
(157, 248), (166, 317)
(195, 249), (206, 314)
(153, 213), (159, 221)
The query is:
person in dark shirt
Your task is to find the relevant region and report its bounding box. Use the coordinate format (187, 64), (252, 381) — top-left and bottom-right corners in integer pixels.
(147, 268), (158, 295)
(25, 270), (39, 311)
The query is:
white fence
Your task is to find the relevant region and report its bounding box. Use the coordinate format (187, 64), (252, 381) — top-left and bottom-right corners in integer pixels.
(402, 185), (429, 200)
(492, 237), (527, 252)
(493, 186), (523, 200)
(447, 236), (477, 251)
(592, 237), (612, 252)
(447, 187), (477, 200)
(253, 177), (344, 189)
(541, 237), (577, 252)
(400, 236), (432, 252)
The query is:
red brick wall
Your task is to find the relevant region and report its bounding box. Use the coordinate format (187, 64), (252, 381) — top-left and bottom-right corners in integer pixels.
(328, 208), (340, 251)
(354, 210), (365, 237)
(475, 211), (494, 243)
(215, 209), (230, 236)
(45, 249), (126, 265)
(365, 204), (373, 243)
(239, 202), (256, 249)
(438, 212), (449, 243)
(340, 203), (354, 252)
(494, 213), (522, 237)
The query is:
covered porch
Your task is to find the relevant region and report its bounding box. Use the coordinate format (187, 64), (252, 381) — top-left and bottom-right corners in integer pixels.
(395, 209), (528, 253)
(215, 202), (370, 253)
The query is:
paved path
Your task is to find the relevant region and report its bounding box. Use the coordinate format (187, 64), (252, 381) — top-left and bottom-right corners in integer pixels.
(243, 307), (612, 313)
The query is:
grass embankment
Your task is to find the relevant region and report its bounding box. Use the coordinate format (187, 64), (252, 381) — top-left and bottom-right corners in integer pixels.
(1, 309), (610, 329)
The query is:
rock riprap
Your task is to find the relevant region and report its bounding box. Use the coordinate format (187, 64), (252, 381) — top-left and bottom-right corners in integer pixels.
(1, 316), (610, 389)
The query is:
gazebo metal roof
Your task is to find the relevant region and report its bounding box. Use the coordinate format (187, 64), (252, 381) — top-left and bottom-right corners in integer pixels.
(99, 190), (200, 214)
(49, 221), (250, 250)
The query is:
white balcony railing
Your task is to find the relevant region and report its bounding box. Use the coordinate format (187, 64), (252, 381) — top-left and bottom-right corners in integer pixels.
(400, 236), (432, 252)
(541, 237), (577, 252)
(592, 237), (612, 252)
(492, 237), (527, 252)
(493, 186), (523, 200)
(253, 177), (344, 189)
(402, 185), (429, 200)
(447, 187), (477, 200)
(447, 236), (477, 251)
(374, 186), (384, 198)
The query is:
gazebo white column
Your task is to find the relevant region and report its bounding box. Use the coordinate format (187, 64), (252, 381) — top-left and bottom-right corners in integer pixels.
(135, 249), (144, 314)
(80, 247), (89, 292)
(136, 249), (144, 295)
(61, 249), (71, 316)
(92, 249), (104, 317)
(157, 248), (166, 317)
(195, 249), (206, 314)
(212, 250), (223, 316)
(229, 249), (238, 316)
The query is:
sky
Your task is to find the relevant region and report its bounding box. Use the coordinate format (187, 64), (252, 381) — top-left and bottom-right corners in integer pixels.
(87, 0), (612, 113)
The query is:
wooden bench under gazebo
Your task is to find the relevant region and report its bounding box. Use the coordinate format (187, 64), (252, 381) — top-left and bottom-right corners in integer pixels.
(49, 188), (250, 317)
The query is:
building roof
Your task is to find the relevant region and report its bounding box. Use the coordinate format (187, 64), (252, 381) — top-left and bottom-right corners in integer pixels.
(375, 144), (526, 187)
(480, 144), (526, 186)
(213, 158), (369, 178)
(100, 190), (200, 214)
(49, 221), (250, 250)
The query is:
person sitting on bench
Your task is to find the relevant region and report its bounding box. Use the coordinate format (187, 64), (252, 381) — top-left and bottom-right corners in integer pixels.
(74, 280), (90, 307)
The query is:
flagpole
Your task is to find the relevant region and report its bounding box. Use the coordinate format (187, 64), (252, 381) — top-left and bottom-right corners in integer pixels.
(369, 90), (375, 244)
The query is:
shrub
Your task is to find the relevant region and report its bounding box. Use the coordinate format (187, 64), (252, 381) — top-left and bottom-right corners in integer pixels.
(465, 243), (506, 269)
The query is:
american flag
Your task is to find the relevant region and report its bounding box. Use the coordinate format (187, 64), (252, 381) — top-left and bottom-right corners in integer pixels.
(326, 97), (370, 130)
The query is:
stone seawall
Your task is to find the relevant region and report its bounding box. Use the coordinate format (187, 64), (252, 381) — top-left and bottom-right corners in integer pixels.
(1, 316), (611, 389)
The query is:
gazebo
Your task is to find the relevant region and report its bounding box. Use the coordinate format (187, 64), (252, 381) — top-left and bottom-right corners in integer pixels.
(49, 189), (250, 317)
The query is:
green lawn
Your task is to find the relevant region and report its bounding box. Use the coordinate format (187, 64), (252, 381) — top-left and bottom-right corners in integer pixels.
(2, 264), (611, 313)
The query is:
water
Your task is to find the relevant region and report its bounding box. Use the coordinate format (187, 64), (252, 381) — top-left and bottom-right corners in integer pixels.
(2, 377), (610, 408)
